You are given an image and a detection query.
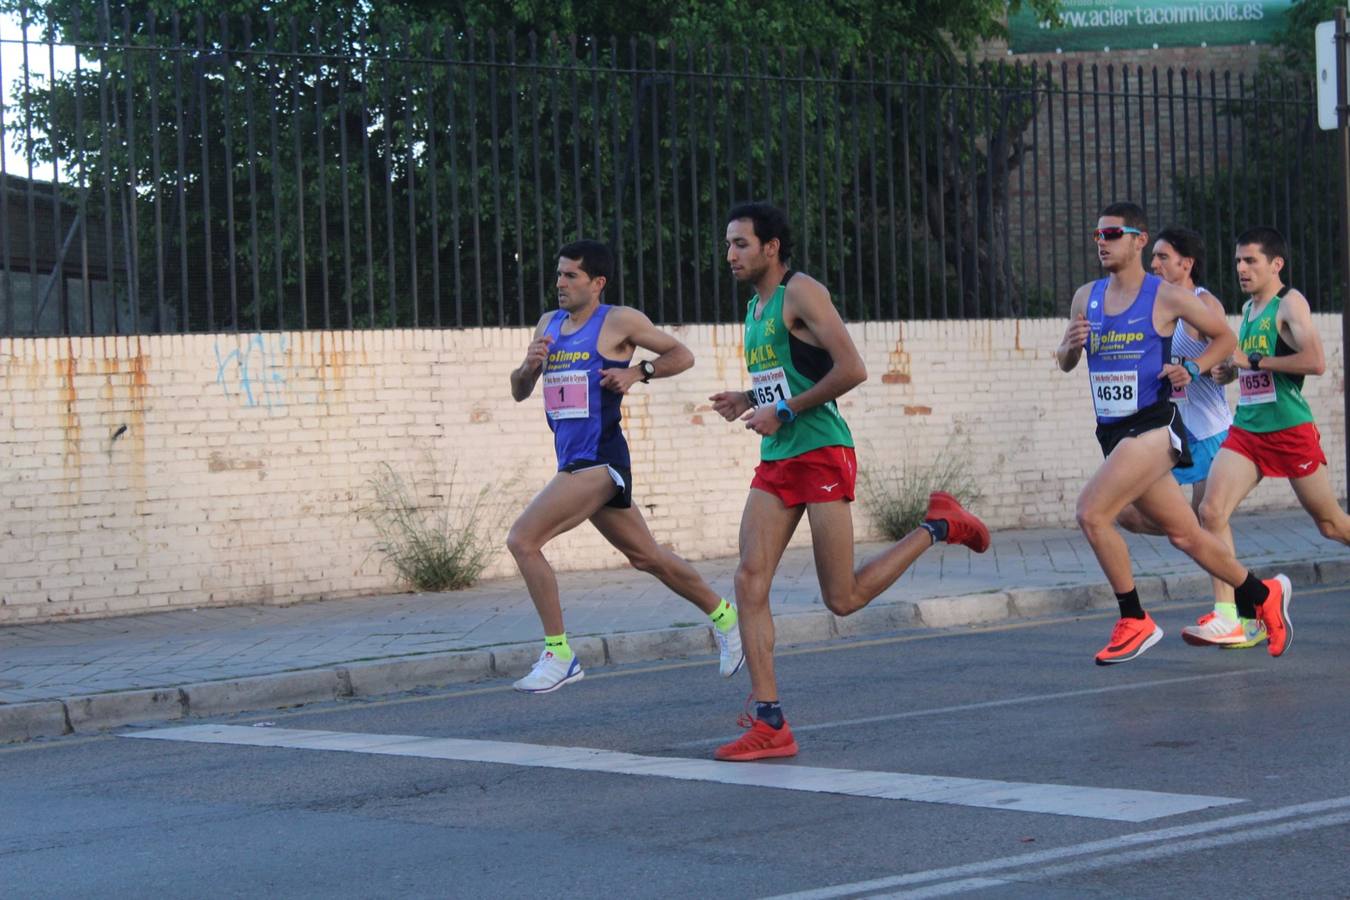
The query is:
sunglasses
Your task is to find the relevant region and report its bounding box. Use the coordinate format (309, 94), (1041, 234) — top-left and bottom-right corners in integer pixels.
(1092, 226), (1143, 242)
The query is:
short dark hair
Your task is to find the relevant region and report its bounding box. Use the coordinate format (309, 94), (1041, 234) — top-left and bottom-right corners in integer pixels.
(727, 201), (793, 261)
(1235, 226), (1288, 266)
(557, 239), (614, 284)
(1099, 201), (1148, 232)
(1154, 225), (1206, 285)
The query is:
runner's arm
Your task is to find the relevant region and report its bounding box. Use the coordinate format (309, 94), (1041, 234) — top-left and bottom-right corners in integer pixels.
(510, 314), (554, 402)
(777, 275), (866, 417)
(1056, 285), (1091, 372)
(1254, 290), (1325, 376)
(598, 308), (694, 394)
(1165, 282), (1235, 377)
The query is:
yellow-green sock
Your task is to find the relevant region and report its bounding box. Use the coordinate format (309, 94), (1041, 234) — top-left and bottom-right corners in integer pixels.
(544, 633), (573, 661)
(1215, 602), (1239, 622)
(709, 598), (737, 633)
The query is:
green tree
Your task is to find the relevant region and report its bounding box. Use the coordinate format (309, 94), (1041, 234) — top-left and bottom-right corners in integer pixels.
(1171, 0), (1339, 311)
(3, 0), (1063, 334)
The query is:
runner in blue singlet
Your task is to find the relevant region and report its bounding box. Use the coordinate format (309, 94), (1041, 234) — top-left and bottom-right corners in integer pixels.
(507, 240), (744, 693)
(1056, 202), (1290, 666)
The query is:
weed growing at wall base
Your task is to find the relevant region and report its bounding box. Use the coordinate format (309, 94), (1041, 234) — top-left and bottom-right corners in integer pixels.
(860, 447), (983, 541)
(361, 462), (506, 592)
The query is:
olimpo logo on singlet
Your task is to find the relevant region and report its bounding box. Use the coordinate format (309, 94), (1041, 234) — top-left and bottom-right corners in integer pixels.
(547, 349), (591, 367)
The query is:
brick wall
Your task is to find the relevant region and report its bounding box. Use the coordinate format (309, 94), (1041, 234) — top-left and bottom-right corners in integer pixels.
(1, 316), (1344, 623)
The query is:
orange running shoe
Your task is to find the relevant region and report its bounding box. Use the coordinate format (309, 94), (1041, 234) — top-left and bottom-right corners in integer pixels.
(1094, 613), (1163, 665)
(925, 492), (991, 553)
(1256, 574), (1293, 657)
(714, 715), (799, 762)
(1194, 610), (1216, 627)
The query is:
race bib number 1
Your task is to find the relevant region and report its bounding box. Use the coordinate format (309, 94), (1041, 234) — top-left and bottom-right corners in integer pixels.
(543, 370), (590, 419)
(1238, 370), (1277, 406)
(749, 367), (793, 407)
(1090, 371), (1139, 418)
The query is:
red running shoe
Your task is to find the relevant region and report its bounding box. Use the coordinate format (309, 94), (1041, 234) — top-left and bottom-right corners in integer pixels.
(926, 491), (991, 553)
(714, 715), (799, 762)
(1256, 574), (1293, 657)
(1094, 613), (1163, 665)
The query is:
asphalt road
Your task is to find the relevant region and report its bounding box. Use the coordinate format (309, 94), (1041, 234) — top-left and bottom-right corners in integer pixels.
(5, 587), (1350, 899)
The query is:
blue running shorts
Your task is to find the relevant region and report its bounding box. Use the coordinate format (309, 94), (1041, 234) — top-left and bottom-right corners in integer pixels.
(1174, 429), (1227, 485)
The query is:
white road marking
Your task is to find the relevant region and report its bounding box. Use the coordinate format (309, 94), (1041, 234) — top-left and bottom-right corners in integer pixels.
(673, 669), (1255, 748)
(123, 724), (1241, 822)
(765, 795), (1350, 899)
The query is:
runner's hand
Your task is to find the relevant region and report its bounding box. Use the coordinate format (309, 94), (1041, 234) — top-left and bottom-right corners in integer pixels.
(709, 390), (752, 422)
(598, 366), (641, 394)
(522, 335), (552, 373)
(742, 403), (781, 436)
(1211, 359), (1238, 384)
(1159, 362), (1191, 390)
(1060, 314), (1090, 352)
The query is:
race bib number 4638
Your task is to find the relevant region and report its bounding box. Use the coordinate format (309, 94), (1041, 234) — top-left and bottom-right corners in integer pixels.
(749, 367), (793, 407)
(1090, 371), (1138, 418)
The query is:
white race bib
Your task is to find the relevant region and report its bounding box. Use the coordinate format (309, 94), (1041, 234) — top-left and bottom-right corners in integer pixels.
(1238, 370), (1277, 406)
(749, 367), (793, 407)
(543, 370), (590, 419)
(1090, 371), (1139, 418)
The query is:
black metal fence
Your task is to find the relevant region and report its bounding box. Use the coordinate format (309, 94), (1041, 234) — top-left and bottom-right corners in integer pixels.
(0, 15), (1339, 336)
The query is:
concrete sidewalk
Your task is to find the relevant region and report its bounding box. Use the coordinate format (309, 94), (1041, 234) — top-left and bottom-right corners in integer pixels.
(3, 511), (1348, 743)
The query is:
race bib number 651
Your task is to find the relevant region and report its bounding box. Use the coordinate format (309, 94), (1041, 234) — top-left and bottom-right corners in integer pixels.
(749, 367), (793, 407)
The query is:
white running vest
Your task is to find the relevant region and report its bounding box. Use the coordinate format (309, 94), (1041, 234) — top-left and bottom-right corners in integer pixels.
(1170, 287), (1233, 440)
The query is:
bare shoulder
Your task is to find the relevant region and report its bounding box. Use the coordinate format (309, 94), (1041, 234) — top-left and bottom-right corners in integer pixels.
(604, 305), (654, 333)
(531, 311), (555, 337)
(1067, 281), (1094, 316)
(783, 271), (835, 319)
(1278, 288), (1312, 317)
(1196, 289), (1226, 317)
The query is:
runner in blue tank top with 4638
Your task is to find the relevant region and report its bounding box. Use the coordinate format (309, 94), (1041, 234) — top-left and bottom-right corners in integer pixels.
(1056, 202), (1291, 666)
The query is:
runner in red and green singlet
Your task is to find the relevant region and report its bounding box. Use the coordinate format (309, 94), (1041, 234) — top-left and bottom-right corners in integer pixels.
(707, 202), (991, 762)
(1199, 226), (1350, 649)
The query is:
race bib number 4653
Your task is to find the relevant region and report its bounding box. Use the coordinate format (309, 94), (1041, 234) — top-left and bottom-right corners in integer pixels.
(543, 370), (590, 419)
(1090, 371), (1138, 418)
(749, 367), (793, 407)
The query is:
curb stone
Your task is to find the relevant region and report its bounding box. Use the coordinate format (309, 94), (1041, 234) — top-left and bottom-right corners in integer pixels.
(5, 557), (1345, 744)
(0, 700), (69, 743)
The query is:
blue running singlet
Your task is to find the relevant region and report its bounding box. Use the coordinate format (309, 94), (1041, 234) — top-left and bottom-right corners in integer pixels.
(540, 304), (631, 470)
(1085, 274), (1173, 425)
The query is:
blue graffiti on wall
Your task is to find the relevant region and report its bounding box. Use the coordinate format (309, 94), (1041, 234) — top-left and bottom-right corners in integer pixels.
(214, 334), (289, 411)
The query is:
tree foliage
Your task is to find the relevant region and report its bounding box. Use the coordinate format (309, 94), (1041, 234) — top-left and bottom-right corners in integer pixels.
(3, 1), (1064, 334)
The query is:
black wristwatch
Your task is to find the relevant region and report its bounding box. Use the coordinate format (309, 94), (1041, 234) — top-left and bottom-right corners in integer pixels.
(1247, 352), (1264, 371)
(638, 360), (656, 383)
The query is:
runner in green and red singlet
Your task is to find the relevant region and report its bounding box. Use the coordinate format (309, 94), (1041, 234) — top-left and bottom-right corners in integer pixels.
(707, 202), (990, 762)
(1197, 227), (1350, 654)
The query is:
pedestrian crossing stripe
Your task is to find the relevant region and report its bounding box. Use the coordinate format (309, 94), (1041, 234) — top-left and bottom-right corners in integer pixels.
(124, 724), (1243, 823)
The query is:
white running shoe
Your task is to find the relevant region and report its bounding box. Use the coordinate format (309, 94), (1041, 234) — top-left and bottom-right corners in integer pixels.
(715, 619), (745, 677)
(1181, 613), (1266, 647)
(512, 650), (584, 693)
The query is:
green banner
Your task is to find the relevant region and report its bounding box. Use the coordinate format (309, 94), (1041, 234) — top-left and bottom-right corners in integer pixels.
(1008, 1), (1294, 53)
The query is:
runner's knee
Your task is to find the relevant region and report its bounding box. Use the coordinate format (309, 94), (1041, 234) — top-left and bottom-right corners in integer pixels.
(1164, 523), (1203, 556)
(1075, 501), (1113, 538)
(733, 564), (772, 607)
(1197, 496), (1228, 532)
(624, 548), (663, 575)
(1316, 517), (1349, 544)
(821, 589), (862, 617)
(505, 524), (539, 559)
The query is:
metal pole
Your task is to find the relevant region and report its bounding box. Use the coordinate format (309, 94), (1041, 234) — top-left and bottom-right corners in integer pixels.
(1336, 8), (1350, 495)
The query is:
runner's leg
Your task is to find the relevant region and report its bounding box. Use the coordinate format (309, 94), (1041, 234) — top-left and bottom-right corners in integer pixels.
(1289, 466), (1350, 544)
(506, 468), (616, 635)
(589, 504), (721, 613)
(1075, 428), (1177, 593)
(806, 501), (933, 617)
(734, 488), (804, 704)
(1198, 448), (1262, 613)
